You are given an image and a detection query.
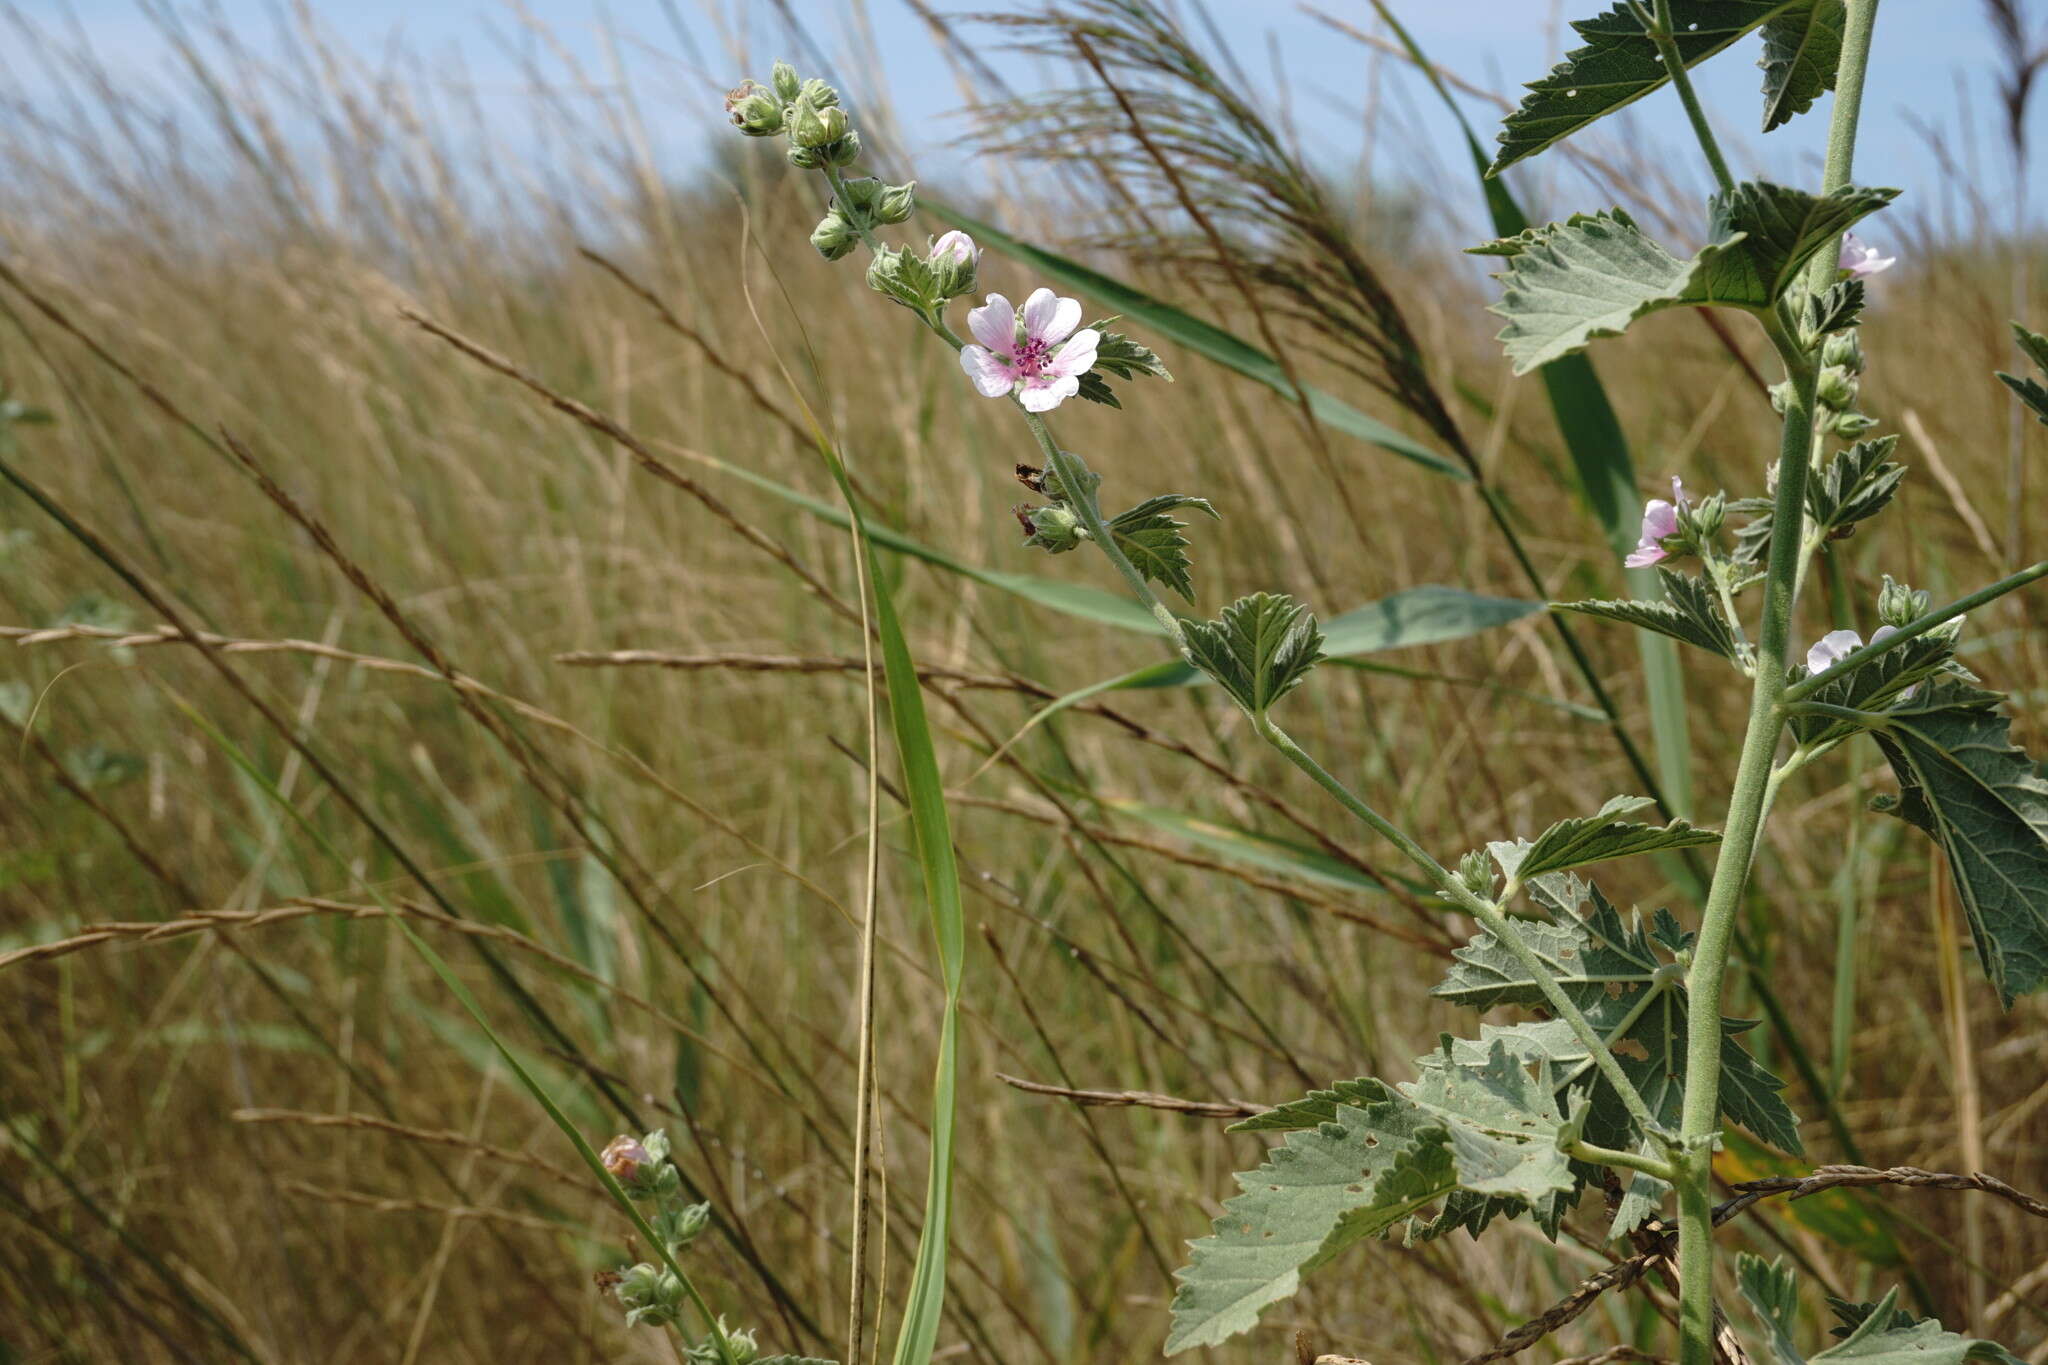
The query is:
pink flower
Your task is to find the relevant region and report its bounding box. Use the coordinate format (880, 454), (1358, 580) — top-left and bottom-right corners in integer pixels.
(959, 289), (1100, 413)
(1838, 233), (1896, 279)
(931, 230), (978, 266)
(601, 1134), (650, 1183)
(1624, 477), (1688, 568)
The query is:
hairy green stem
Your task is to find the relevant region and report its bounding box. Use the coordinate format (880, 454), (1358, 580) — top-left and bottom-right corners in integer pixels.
(1673, 8), (1879, 1361)
(1644, 0), (1736, 193)
(1255, 716), (1663, 1137)
(1571, 1140), (1678, 1181)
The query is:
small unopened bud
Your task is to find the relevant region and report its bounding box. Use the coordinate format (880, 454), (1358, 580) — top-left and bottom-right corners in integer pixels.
(614, 1262), (683, 1329)
(770, 61), (801, 102)
(657, 1200), (713, 1255)
(822, 129), (862, 165)
(811, 209), (859, 261)
(798, 78), (839, 109)
(1816, 366), (1856, 409)
(1687, 491), (1726, 539)
(786, 143), (824, 170)
(929, 230), (980, 299)
(1821, 329), (1864, 373)
(1456, 848), (1496, 900)
(835, 176), (884, 216)
(789, 102), (848, 149)
(875, 180), (916, 224)
(601, 1134), (650, 1184)
(1831, 410), (1878, 438)
(724, 81), (783, 136)
(1877, 575), (1930, 629)
(1021, 502), (1086, 553)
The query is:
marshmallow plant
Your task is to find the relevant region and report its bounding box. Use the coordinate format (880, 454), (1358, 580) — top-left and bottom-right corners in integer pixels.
(727, 9), (2047, 1363)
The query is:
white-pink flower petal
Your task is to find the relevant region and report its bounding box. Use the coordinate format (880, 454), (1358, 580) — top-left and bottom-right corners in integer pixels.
(1047, 328), (1100, 377)
(959, 345), (1018, 398)
(1806, 628), (1864, 675)
(967, 294), (1015, 354)
(1017, 374), (1082, 413)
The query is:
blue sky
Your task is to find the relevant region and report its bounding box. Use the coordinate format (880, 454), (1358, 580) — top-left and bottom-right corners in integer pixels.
(37, 2), (2048, 239)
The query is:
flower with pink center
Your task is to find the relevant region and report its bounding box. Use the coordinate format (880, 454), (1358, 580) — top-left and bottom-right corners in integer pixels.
(601, 1134), (650, 1183)
(959, 288), (1101, 413)
(1838, 232), (1896, 279)
(1624, 476), (1689, 568)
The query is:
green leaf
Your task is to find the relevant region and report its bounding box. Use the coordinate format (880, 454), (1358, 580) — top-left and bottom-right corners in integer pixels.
(1739, 1254), (1809, 1365)
(1475, 210), (1765, 374)
(1102, 799), (1433, 901)
(1862, 682), (2048, 1005)
(1319, 585), (1542, 655)
(1434, 888), (1802, 1160)
(1760, 2), (1846, 132)
(1555, 568), (1740, 660)
(1514, 794), (1722, 881)
(1076, 320), (1174, 409)
(1995, 322), (2048, 425)
(1810, 1288), (2022, 1365)
(1806, 280), (1866, 336)
(923, 199), (1469, 480)
(1230, 1079), (1396, 1133)
(1809, 436), (1905, 535)
(1166, 1042), (1571, 1354)
(1180, 592), (1325, 717)
(1710, 182), (1899, 302)
(1106, 493), (1216, 602)
(1488, 1), (1807, 175)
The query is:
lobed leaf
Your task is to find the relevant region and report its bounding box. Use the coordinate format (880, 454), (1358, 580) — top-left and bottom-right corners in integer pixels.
(1808, 436), (1905, 535)
(1179, 592), (1325, 716)
(1075, 321), (1175, 409)
(1231, 1079), (1395, 1133)
(1810, 1288), (2022, 1365)
(1106, 493), (1217, 602)
(1806, 279), (1866, 336)
(1995, 322), (2048, 425)
(1489, 1), (1808, 175)
(1759, 2), (1846, 132)
(1710, 182), (1898, 302)
(1513, 793), (1722, 881)
(1738, 1253), (1807, 1365)
(1555, 567), (1740, 660)
(1863, 682), (2048, 1005)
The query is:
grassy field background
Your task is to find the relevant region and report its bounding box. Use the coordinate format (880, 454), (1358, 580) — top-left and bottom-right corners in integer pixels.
(2, 5), (2046, 1363)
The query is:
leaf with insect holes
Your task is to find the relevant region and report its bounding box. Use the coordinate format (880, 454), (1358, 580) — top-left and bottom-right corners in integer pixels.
(1179, 592), (1325, 715)
(1166, 1040), (1572, 1355)
(1808, 436), (1905, 535)
(1075, 319), (1174, 408)
(1512, 794), (1722, 882)
(1859, 681), (2048, 1006)
(1996, 322), (2048, 425)
(1489, 1), (1809, 175)
(1710, 182), (1899, 303)
(1106, 493), (1218, 602)
(1759, 1), (1846, 132)
(1555, 568), (1740, 661)
(1474, 210), (1769, 373)
(1806, 280), (1866, 337)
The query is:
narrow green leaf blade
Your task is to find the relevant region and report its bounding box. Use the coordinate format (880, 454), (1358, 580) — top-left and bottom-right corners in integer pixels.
(1515, 793), (1722, 880)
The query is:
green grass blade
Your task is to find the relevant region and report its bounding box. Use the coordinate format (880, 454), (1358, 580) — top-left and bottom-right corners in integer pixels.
(924, 200), (1469, 482)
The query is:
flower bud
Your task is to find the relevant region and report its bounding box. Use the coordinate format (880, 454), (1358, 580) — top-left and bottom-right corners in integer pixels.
(786, 143), (824, 170)
(1816, 365), (1856, 409)
(875, 180), (916, 224)
(1020, 502), (1086, 554)
(1877, 575), (1930, 629)
(822, 129), (862, 165)
(1767, 380), (1794, 415)
(770, 61), (801, 102)
(614, 1262), (684, 1329)
(790, 102), (848, 149)
(811, 209), (859, 261)
(657, 1200), (713, 1255)
(1821, 329), (1864, 373)
(1831, 410), (1878, 438)
(799, 78), (839, 109)
(1455, 848), (1496, 900)
(1686, 491), (1726, 540)
(724, 81), (783, 137)
(601, 1134), (650, 1184)
(928, 230), (980, 299)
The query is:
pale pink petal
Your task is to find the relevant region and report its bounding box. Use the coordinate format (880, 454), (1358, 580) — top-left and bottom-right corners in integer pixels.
(1020, 288), (1061, 342)
(932, 230), (977, 265)
(1017, 373), (1081, 412)
(1871, 625), (1899, 644)
(1669, 475), (1688, 507)
(1046, 328), (1100, 377)
(1805, 628), (1864, 675)
(1640, 498), (1678, 542)
(1039, 295), (1083, 345)
(1838, 233), (1896, 279)
(967, 294), (1015, 354)
(959, 345), (1017, 398)
(1623, 544), (1669, 569)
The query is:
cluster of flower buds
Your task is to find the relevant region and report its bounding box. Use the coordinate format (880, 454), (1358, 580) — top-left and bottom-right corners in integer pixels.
(1454, 848), (1497, 901)
(1877, 574), (1930, 629)
(1012, 463), (1092, 554)
(602, 1129), (681, 1200)
(1623, 477), (1724, 569)
(597, 1128), (728, 1346)
(724, 62), (862, 169)
(687, 1322), (761, 1365)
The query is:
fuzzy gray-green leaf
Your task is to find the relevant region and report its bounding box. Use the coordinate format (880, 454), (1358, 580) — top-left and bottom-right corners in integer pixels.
(1759, 2), (1846, 132)
(1180, 592), (1325, 715)
(1514, 793), (1722, 881)
(1864, 682), (2048, 1006)
(1477, 210), (1766, 374)
(1738, 1254), (1809, 1365)
(1810, 1288), (2022, 1365)
(1230, 1078), (1394, 1133)
(1489, 1), (1806, 175)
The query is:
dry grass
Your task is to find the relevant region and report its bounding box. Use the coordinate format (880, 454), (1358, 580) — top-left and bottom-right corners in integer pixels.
(1, 5), (2045, 1363)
